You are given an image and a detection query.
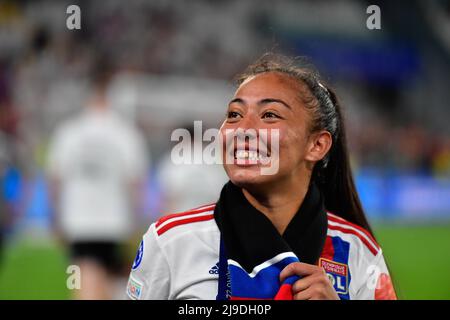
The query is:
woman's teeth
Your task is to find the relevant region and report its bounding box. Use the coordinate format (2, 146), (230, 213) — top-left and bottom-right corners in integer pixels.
(235, 150), (270, 162)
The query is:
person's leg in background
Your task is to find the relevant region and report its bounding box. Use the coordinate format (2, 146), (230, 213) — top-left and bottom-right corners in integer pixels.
(74, 258), (112, 300)
(70, 242), (120, 300)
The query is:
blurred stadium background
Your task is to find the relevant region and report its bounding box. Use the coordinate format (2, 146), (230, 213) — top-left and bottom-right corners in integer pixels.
(0, 0), (450, 299)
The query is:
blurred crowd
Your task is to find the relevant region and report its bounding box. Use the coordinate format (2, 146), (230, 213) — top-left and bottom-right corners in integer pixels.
(0, 0), (450, 239)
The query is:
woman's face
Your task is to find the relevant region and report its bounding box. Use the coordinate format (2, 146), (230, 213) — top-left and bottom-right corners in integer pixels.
(220, 72), (319, 190)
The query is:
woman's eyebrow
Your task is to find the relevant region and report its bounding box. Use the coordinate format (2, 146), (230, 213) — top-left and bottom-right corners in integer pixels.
(228, 97), (292, 110)
(259, 98), (292, 110)
(228, 98), (245, 106)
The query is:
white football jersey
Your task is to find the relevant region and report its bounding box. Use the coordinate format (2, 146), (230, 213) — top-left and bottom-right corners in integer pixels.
(126, 203), (395, 300)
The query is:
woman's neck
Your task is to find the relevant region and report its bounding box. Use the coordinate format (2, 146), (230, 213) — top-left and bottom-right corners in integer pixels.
(241, 177), (310, 235)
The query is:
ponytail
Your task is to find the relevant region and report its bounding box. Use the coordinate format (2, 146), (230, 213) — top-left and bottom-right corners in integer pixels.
(313, 88), (374, 235)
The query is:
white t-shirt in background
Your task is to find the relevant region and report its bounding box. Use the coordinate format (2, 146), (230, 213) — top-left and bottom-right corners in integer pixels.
(47, 109), (149, 242)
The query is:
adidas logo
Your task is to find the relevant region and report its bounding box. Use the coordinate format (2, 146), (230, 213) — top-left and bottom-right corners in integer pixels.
(209, 263), (219, 275)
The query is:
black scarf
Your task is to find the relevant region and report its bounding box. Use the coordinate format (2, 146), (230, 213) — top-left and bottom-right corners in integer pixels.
(214, 181), (328, 299)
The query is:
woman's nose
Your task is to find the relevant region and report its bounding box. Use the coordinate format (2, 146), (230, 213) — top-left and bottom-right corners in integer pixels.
(238, 112), (259, 131)
(234, 112), (259, 143)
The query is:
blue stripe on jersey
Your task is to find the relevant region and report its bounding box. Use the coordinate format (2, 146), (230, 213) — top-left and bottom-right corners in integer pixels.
(332, 237), (351, 300)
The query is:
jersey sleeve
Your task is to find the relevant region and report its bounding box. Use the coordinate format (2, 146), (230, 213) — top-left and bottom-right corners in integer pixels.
(126, 223), (170, 300)
(354, 249), (397, 300)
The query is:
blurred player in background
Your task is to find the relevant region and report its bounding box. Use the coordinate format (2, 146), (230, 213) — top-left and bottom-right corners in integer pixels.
(46, 57), (149, 299)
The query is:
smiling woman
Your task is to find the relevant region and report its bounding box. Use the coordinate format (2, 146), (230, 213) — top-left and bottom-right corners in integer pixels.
(126, 53), (397, 300)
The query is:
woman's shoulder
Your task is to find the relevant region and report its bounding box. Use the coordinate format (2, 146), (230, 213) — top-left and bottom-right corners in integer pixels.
(325, 211), (381, 258)
(151, 203), (218, 238)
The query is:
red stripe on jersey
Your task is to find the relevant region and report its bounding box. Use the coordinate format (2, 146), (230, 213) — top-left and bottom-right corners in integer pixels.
(230, 296), (272, 300)
(320, 236), (335, 262)
(156, 214), (214, 236)
(327, 212), (379, 249)
(189, 202), (217, 211)
(328, 224), (379, 256)
(155, 204), (216, 228)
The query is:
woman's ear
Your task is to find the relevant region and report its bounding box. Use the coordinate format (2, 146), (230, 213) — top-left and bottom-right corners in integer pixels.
(305, 130), (332, 163)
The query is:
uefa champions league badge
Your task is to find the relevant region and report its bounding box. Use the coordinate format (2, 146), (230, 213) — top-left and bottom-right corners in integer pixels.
(132, 240), (144, 270)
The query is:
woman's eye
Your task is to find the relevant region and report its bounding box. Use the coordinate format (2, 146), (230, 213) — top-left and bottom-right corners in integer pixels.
(262, 112), (279, 119)
(227, 111), (241, 119)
